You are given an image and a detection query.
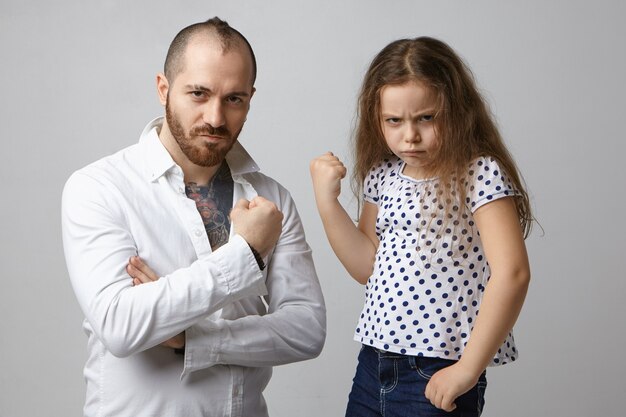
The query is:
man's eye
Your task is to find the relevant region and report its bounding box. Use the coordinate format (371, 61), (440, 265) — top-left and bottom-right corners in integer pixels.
(191, 91), (205, 98)
(226, 96), (243, 104)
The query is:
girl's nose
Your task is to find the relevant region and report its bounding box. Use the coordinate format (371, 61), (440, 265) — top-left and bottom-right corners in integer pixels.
(404, 124), (421, 143)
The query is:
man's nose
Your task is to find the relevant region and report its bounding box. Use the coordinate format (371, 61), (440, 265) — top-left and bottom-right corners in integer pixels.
(203, 99), (225, 128)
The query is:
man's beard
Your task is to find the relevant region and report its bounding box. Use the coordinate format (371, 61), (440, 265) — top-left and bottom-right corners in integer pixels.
(165, 100), (239, 167)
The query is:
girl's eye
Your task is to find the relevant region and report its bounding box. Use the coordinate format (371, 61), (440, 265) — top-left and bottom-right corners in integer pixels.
(419, 115), (434, 122)
(386, 118), (401, 124)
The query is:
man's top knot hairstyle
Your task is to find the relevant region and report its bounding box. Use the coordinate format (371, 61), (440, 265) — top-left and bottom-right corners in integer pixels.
(164, 17), (257, 85)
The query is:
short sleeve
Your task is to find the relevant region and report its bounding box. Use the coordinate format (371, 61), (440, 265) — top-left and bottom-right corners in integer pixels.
(363, 158), (397, 204)
(363, 162), (381, 204)
(465, 156), (519, 212)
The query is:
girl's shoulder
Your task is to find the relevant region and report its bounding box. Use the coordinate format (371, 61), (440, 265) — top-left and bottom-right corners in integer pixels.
(467, 155), (501, 174)
(367, 156), (403, 178)
(465, 155), (514, 186)
(464, 155), (519, 211)
(363, 156), (403, 203)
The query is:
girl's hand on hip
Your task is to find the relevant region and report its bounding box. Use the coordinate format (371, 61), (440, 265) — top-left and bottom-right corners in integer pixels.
(424, 361), (480, 412)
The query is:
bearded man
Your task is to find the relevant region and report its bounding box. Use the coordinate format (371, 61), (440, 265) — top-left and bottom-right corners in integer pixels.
(62, 17), (325, 417)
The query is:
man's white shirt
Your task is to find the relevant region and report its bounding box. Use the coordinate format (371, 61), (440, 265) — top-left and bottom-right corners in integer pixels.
(62, 117), (326, 417)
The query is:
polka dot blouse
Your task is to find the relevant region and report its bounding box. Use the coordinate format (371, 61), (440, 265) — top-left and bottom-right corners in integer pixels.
(355, 155), (519, 366)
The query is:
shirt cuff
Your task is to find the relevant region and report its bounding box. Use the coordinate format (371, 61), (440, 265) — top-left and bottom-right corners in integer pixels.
(182, 320), (224, 377)
(210, 234), (267, 300)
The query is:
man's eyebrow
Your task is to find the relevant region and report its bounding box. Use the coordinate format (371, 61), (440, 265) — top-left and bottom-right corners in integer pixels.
(186, 84), (212, 93)
(185, 84), (251, 97)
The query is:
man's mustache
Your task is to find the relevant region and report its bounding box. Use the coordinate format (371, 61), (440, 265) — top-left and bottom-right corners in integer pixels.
(190, 125), (231, 138)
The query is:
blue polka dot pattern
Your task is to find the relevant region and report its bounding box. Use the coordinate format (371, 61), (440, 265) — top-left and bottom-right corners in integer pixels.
(355, 156), (519, 366)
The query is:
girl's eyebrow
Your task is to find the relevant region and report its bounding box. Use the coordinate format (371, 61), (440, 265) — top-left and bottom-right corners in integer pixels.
(380, 108), (436, 116)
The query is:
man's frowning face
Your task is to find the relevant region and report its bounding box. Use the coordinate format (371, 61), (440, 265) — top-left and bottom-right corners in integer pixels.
(160, 37), (255, 167)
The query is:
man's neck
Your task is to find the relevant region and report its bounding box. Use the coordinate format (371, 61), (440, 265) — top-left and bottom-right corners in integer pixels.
(158, 122), (222, 186)
(181, 163), (221, 187)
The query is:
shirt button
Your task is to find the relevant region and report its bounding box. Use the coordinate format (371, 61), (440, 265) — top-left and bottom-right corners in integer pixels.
(194, 229), (203, 237)
(178, 187), (184, 194)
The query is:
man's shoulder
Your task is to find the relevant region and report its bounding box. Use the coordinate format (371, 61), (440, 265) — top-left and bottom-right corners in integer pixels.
(64, 143), (143, 198)
(241, 170), (298, 208)
(242, 170), (286, 193)
(77, 141), (142, 175)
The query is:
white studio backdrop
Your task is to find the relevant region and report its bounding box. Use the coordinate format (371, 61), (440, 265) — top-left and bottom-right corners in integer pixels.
(1, 1), (624, 416)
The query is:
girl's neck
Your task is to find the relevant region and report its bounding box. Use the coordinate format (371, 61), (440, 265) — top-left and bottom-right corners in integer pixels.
(401, 161), (428, 180)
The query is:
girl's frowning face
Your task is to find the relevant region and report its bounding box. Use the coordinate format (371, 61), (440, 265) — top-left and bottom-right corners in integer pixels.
(379, 80), (439, 180)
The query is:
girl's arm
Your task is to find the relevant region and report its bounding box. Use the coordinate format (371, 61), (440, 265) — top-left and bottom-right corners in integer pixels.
(425, 196), (531, 412)
(310, 152), (378, 284)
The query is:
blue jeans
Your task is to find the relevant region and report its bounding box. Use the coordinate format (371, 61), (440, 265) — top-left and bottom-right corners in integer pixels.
(345, 345), (487, 417)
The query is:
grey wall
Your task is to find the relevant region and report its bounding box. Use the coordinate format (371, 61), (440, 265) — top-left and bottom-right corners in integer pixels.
(1, 1), (624, 416)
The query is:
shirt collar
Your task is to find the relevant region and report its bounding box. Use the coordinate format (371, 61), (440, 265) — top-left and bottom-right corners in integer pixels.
(139, 117), (260, 182)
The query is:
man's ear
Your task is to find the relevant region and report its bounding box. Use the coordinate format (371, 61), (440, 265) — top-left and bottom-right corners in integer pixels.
(156, 73), (169, 106)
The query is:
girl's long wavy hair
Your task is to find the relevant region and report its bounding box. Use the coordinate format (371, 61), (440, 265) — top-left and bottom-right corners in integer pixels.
(352, 37), (533, 238)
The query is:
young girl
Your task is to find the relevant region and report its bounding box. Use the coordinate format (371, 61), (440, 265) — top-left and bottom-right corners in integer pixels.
(310, 37), (531, 416)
